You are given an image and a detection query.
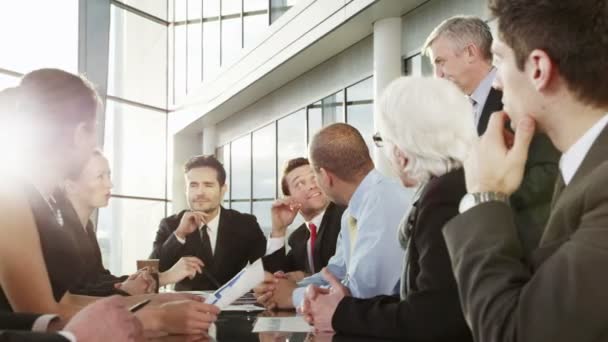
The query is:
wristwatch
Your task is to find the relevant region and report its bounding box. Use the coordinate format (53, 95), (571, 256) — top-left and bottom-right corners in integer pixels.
(458, 192), (509, 214)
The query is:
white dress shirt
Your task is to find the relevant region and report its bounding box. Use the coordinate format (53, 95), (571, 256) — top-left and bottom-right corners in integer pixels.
(174, 208), (221, 254)
(559, 114), (608, 185)
(32, 314), (77, 342)
(469, 67), (497, 128)
(265, 210), (326, 272)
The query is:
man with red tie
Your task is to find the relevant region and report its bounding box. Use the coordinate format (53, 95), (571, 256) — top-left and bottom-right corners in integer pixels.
(262, 158), (345, 282)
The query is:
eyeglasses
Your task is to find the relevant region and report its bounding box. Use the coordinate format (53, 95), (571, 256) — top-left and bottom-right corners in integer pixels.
(372, 132), (384, 148)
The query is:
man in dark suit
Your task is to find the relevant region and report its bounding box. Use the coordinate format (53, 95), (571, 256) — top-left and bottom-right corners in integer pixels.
(443, 0), (608, 341)
(262, 158), (345, 279)
(423, 15), (559, 255)
(150, 155), (266, 291)
(0, 296), (142, 341)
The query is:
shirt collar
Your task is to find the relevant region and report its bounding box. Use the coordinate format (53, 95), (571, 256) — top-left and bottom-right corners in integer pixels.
(559, 113), (608, 185)
(306, 210), (325, 231)
(348, 169), (381, 221)
(470, 67), (497, 104)
(200, 207), (221, 233)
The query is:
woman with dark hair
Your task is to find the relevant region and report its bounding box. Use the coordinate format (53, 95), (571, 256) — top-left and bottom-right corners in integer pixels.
(0, 69), (219, 335)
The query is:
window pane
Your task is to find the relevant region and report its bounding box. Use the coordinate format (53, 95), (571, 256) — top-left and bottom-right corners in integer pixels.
(270, 0), (298, 24)
(0, 73), (20, 91)
(188, 0), (202, 19)
(216, 145), (231, 202)
(0, 0), (78, 73)
(277, 110), (306, 188)
(322, 90), (344, 125)
(346, 77), (374, 150)
(221, 17), (242, 66)
(203, 0), (220, 17)
(174, 0), (187, 21)
(109, 6), (168, 108)
(230, 135), (251, 199)
(244, 13), (268, 49)
(98, 198), (166, 275)
(230, 201), (251, 214)
(203, 20), (221, 81)
(116, 0), (168, 20)
(174, 24), (187, 102)
(222, 0), (241, 15)
(104, 100), (167, 199)
(307, 102), (322, 143)
(187, 22), (202, 92)
(252, 200), (272, 236)
(244, 0), (267, 12)
(252, 123), (276, 199)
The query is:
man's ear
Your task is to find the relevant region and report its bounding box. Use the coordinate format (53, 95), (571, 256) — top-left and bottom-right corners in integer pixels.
(527, 49), (555, 92)
(220, 183), (228, 199)
(319, 167), (333, 187)
(393, 145), (409, 172)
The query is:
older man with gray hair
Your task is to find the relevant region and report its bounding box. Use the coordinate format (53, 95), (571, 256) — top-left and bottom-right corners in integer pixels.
(424, 15), (559, 257)
(300, 76), (475, 340)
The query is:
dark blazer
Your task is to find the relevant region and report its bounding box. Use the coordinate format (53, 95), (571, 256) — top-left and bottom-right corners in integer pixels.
(332, 169), (472, 341)
(53, 192), (128, 297)
(0, 313), (67, 342)
(443, 124), (608, 342)
(150, 208), (266, 291)
(478, 88), (560, 256)
(262, 203), (345, 274)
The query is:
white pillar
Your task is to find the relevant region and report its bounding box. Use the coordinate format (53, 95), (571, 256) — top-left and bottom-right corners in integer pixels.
(202, 125), (217, 155)
(373, 17), (402, 177)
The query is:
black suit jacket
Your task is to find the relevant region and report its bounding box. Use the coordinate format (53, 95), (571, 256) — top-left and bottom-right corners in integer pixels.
(150, 208), (266, 291)
(262, 203), (345, 274)
(0, 313), (67, 342)
(444, 124), (608, 342)
(331, 169), (472, 341)
(53, 192), (128, 297)
(478, 88), (559, 256)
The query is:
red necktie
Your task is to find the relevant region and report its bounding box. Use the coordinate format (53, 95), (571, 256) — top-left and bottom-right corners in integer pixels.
(309, 223), (318, 271)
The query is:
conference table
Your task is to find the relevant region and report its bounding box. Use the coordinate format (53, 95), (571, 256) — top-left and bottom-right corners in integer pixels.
(148, 309), (399, 342)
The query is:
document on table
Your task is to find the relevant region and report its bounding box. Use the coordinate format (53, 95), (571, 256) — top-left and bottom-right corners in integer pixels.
(252, 317), (313, 333)
(204, 259), (265, 309)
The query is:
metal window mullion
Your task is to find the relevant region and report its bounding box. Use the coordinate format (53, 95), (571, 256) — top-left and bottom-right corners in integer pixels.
(249, 132), (253, 214)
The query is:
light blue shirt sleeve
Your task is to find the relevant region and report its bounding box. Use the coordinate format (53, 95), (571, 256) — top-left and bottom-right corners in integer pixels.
(344, 186), (408, 298)
(292, 230), (347, 307)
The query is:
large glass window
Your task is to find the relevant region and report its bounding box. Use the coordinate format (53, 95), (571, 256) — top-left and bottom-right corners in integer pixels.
(277, 110), (306, 188)
(221, 16), (242, 67)
(322, 90), (344, 125)
(202, 19), (221, 81)
(104, 100), (168, 199)
(252, 123), (276, 199)
(346, 77), (374, 148)
(216, 145), (230, 206)
(116, 0), (169, 20)
(252, 200), (273, 235)
(0, 1), (79, 74)
(98, 198), (166, 275)
(230, 134), (251, 200)
(187, 0), (202, 92)
(109, 5), (168, 108)
(307, 101), (323, 143)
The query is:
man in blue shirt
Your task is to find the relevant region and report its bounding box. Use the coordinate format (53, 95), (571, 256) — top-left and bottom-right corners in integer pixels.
(254, 123), (409, 310)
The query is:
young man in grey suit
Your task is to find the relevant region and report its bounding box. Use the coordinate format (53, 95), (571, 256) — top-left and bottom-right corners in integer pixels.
(444, 0), (608, 341)
(423, 15), (560, 256)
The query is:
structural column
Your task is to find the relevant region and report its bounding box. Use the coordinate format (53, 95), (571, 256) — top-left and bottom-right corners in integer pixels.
(372, 17), (402, 177)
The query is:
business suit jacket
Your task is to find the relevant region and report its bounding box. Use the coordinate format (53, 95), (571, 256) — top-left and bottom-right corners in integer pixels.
(443, 124), (608, 342)
(262, 203), (345, 274)
(332, 169), (472, 341)
(478, 88), (560, 256)
(0, 313), (67, 342)
(150, 208), (267, 291)
(53, 192), (128, 297)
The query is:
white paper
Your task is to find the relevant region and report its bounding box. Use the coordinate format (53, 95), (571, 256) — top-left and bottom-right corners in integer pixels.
(252, 317), (313, 333)
(204, 259), (265, 309)
(222, 304), (265, 312)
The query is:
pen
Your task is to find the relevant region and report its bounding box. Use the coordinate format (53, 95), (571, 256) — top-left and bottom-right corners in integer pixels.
(128, 299), (151, 313)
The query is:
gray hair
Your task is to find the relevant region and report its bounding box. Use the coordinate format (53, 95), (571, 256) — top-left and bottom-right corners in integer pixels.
(422, 15), (493, 61)
(376, 76), (477, 184)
